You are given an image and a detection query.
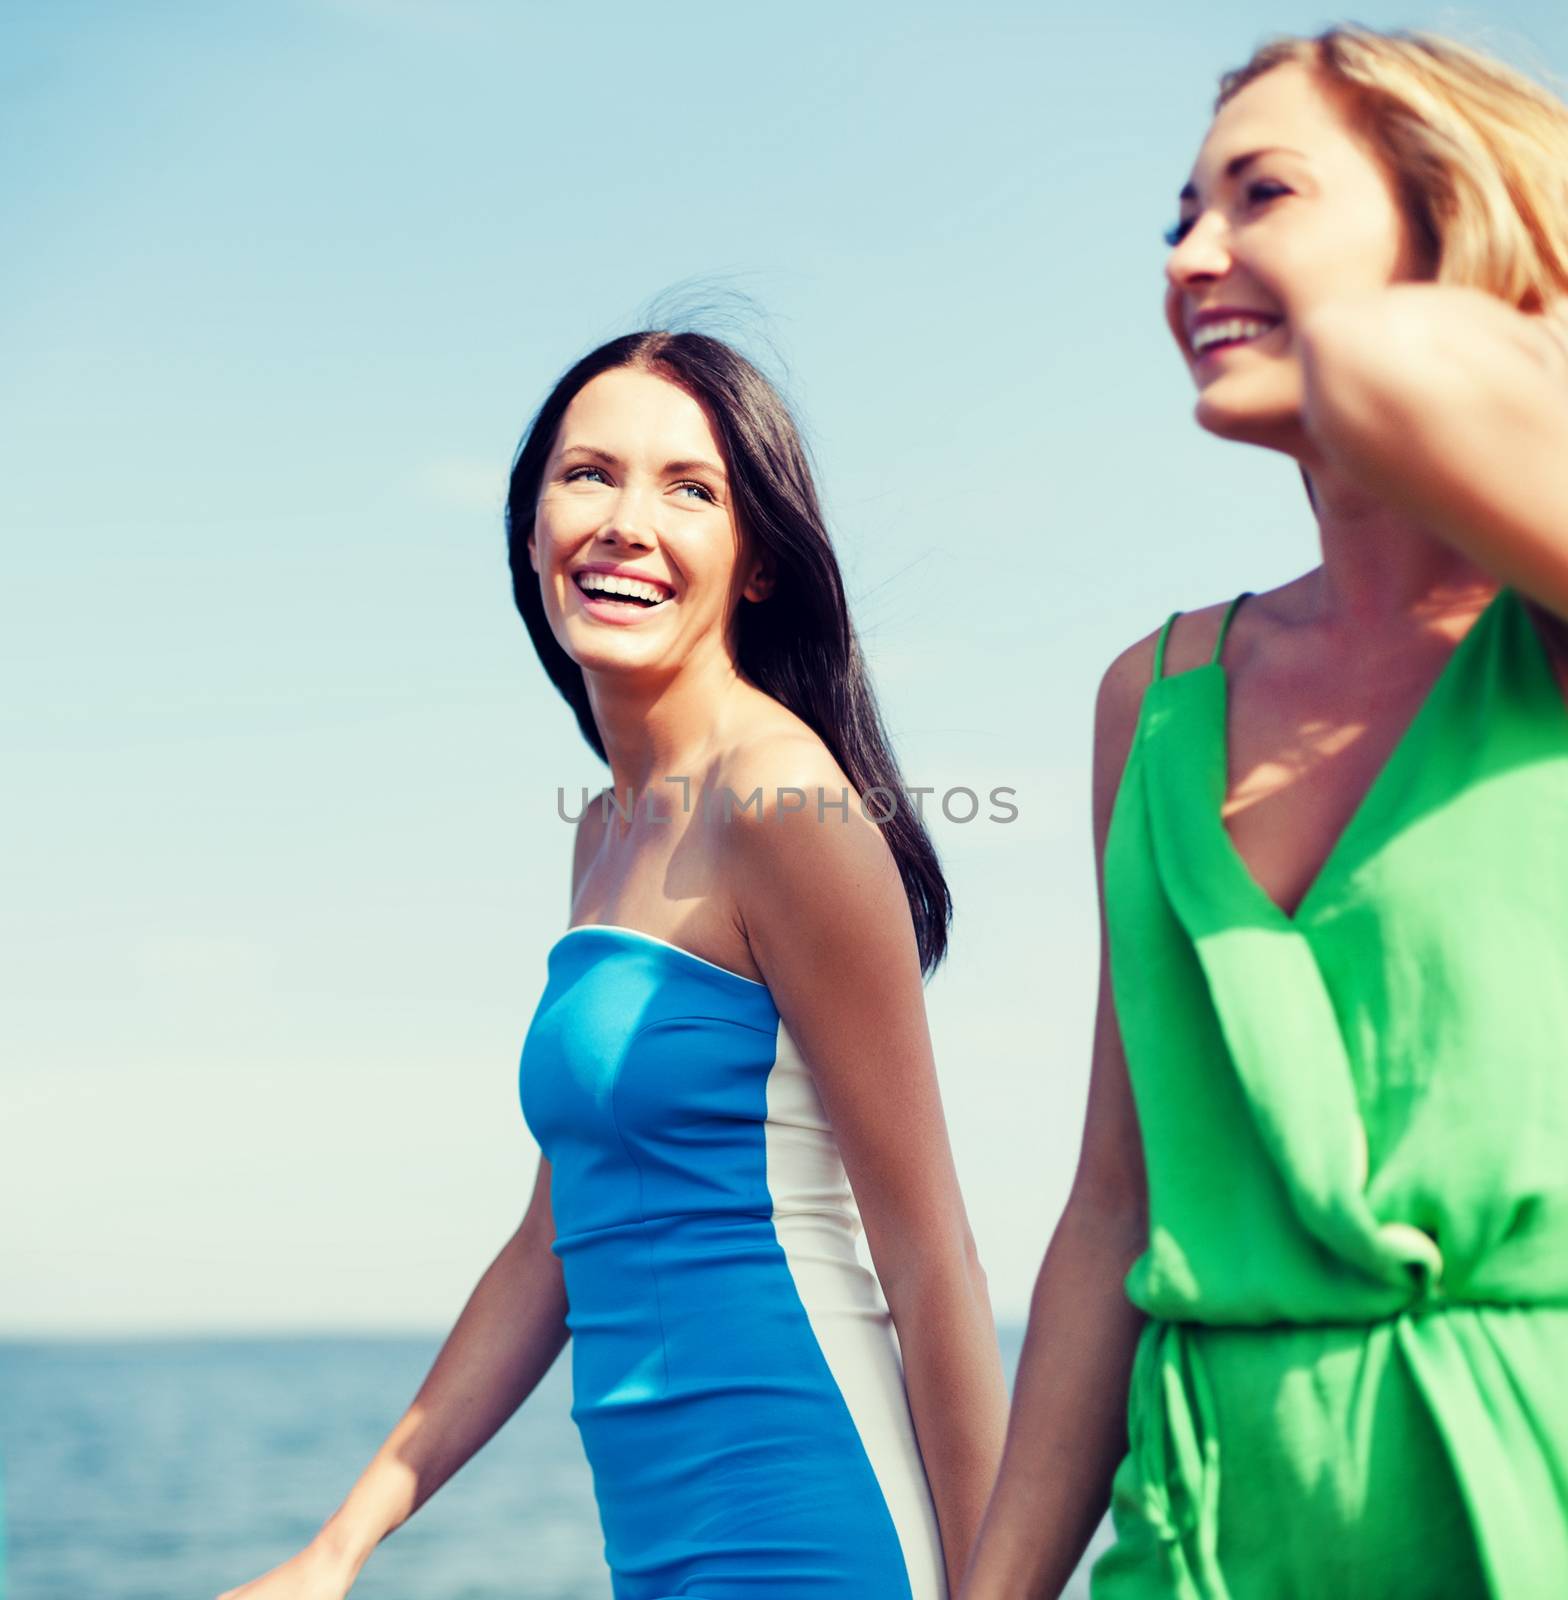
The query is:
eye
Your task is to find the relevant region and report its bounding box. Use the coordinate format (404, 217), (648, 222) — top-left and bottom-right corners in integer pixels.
(1164, 178), (1293, 248)
(674, 480), (716, 503)
(1163, 215), (1196, 248)
(1244, 178), (1292, 209)
(564, 465), (609, 485)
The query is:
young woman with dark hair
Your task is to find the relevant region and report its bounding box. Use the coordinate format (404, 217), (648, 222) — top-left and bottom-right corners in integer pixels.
(218, 330), (1007, 1599)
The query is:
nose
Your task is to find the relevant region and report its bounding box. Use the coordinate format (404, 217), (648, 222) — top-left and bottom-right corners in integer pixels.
(1164, 209), (1232, 295)
(600, 482), (658, 550)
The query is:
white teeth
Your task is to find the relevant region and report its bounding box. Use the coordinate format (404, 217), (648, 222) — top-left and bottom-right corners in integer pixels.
(1192, 317), (1278, 353)
(576, 572), (670, 605)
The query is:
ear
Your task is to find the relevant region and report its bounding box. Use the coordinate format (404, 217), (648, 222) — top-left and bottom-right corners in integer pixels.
(742, 558), (775, 604)
(526, 528), (539, 573)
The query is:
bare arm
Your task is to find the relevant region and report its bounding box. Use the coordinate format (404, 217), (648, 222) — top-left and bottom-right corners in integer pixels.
(216, 1173), (571, 1599)
(217, 803), (609, 1598)
(290, 1165), (570, 1588)
(724, 744), (1010, 1595)
(1300, 284), (1568, 618)
(958, 641), (1154, 1600)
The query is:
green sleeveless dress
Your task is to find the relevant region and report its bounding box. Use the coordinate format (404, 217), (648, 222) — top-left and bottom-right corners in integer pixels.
(1089, 583), (1568, 1599)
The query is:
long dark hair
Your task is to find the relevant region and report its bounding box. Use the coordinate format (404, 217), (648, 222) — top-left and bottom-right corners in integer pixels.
(504, 330), (952, 976)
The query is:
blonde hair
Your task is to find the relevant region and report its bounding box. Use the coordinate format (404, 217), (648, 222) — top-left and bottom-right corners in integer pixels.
(1218, 25), (1568, 310)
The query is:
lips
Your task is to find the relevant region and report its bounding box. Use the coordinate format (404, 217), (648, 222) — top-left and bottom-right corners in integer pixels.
(569, 571), (674, 624)
(571, 565), (675, 598)
(1187, 309), (1284, 358)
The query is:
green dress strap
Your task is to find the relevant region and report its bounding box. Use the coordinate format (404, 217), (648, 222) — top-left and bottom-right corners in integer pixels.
(1093, 584), (1568, 1598)
(1210, 590), (1252, 666)
(1152, 591), (1252, 682)
(1152, 610), (1183, 682)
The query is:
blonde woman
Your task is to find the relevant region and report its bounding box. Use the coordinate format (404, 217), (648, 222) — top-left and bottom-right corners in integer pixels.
(963, 26), (1568, 1600)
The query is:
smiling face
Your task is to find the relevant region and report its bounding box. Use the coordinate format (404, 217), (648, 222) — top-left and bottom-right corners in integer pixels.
(1163, 61), (1430, 453)
(527, 365), (772, 678)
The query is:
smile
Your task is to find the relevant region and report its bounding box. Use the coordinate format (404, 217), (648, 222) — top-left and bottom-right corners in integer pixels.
(1191, 316), (1282, 356)
(572, 571), (674, 613)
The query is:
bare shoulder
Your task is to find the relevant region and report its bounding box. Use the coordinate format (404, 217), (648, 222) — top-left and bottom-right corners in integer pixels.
(711, 726), (859, 837)
(710, 693), (857, 813)
(569, 784), (614, 906)
(1092, 596), (1243, 830)
(1095, 624), (1160, 741)
(1092, 627), (1159, 843)
(708, 721), (914, 987)
(705, 718), (899, 930)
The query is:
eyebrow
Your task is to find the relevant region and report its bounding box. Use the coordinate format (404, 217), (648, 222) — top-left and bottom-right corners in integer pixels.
(1178, 146), (1306, 204)
(664, 457), (728, 480)
(559, 444), (727, 480)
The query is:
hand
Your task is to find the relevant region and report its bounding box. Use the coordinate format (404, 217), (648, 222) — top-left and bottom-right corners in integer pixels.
(214, 1539), (357, 1600)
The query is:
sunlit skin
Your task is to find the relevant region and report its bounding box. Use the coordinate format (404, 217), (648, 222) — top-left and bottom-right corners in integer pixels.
(527, 362), (1010, 1592)
(524, 362), (802, 973)
(216, 357), (1011, 1597)
(1163, 61), (1428, 460)
(527, 365), (780, 825)
(959, 60), (1568, 1600)
(1156, 63), (1568, 914)
(529, 366), (773, 674)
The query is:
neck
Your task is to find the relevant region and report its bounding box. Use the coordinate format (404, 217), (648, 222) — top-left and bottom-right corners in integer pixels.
(585, 638), (752, 812)
(1301, 463), (1497, 625)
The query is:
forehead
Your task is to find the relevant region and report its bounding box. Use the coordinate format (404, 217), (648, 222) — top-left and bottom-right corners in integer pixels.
(557, 366), (722, 457)
(1185, 61), (1364, 190)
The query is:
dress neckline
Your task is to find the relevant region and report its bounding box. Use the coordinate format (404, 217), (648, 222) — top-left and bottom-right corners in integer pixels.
(1204, 584), (1515, 926)
(553, 923), (771, 991)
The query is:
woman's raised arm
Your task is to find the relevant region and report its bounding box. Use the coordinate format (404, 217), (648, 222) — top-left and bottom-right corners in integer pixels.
(1299, 285), (1568, 615)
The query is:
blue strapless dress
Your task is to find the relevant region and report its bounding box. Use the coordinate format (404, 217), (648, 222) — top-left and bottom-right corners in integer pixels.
(519, 923), (947, 1598)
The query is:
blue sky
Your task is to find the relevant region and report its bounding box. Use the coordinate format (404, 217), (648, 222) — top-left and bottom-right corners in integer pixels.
(6, 0), (1567, 1332)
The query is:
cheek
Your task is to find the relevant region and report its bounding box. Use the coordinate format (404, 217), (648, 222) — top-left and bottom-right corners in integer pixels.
(673, 521), (740, 589)
(531, 499), (587, 566)
(1253, 212), (1405, 314)
(1163, 284), (1188, 353)
(1225, 237), (1310, 320)
(1340, 170), (1419, 287)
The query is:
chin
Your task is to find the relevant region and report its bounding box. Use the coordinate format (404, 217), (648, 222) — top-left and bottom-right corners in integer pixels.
(1192, 376), (1306, 456)
(564, 637), (645, 673)
(570, 632), (677, 680)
